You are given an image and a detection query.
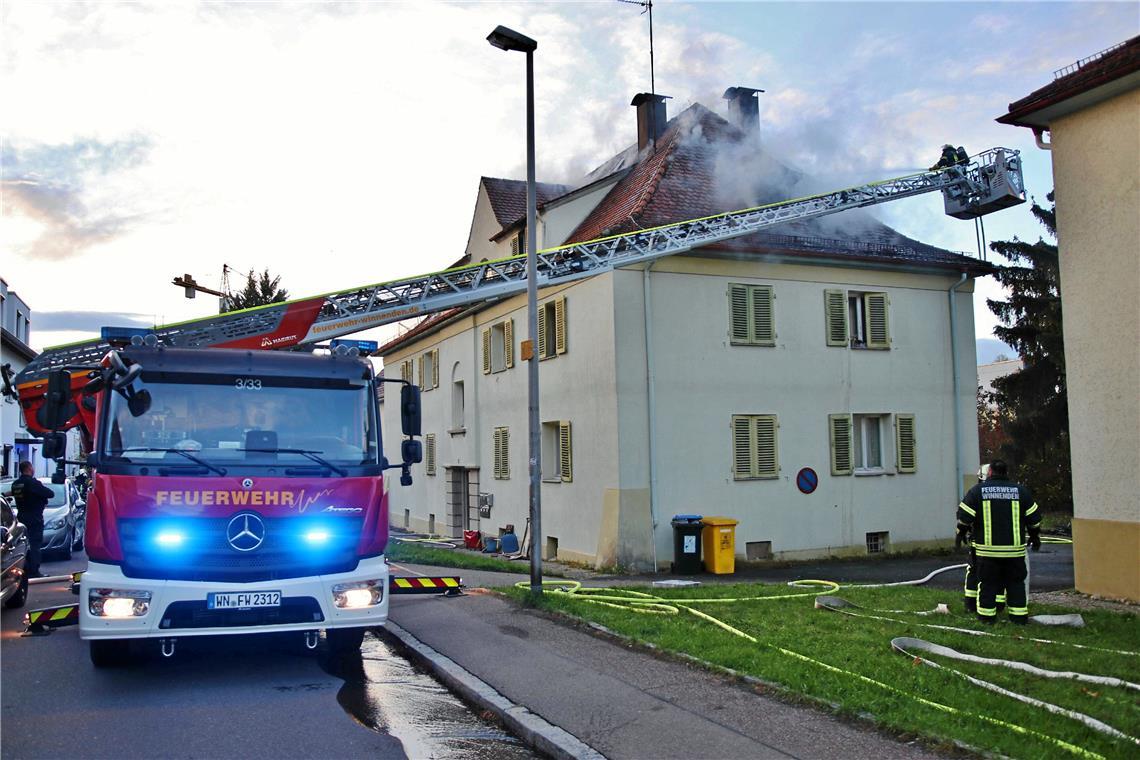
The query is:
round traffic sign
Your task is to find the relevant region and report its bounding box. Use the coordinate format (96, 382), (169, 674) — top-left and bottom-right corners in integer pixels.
(796, 467), (818, 494)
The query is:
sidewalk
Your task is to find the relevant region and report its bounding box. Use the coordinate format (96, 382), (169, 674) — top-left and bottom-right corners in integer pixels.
(385, 562), (941, 760)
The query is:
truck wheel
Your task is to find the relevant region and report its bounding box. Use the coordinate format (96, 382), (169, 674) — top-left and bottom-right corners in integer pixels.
(326, 627), (367, 654)
(4, 576), (28, 609)
(90, 639), (131, 668)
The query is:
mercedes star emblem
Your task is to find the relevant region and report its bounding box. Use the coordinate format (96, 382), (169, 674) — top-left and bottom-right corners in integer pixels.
(226, 512), (266, 552)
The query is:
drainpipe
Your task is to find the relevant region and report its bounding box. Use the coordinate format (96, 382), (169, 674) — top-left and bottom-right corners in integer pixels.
(1032, 126), (1052, 151)
(643, 262), (660, 571)
(948, 272), (969, 502)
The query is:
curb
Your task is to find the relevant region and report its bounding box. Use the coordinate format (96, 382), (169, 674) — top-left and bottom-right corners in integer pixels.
(380, 621), (606, 760)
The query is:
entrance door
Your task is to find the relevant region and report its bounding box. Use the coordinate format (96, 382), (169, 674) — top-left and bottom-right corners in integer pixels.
(445, 467), (480, 538)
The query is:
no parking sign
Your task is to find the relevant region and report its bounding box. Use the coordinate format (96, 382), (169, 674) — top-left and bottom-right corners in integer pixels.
(796, 467), (818, 494)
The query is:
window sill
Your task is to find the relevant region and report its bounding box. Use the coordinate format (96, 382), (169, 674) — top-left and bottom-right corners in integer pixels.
(542, 477), (563, 484)
(448, 428), (466, 437)
(854, 468), (886, 477)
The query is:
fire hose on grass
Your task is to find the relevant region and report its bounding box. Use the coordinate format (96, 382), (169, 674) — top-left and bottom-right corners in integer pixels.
(515, 541), (1135, 760)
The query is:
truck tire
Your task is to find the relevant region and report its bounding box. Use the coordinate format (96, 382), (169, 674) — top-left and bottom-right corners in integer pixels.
(4, 576), (28, 609)
(326, 627), (367, 654)
(90, 639), (131, 668)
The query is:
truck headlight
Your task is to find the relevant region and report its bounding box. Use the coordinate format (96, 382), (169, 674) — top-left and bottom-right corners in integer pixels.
(332, 580), (383, 609)
(89, 589), (151, 618)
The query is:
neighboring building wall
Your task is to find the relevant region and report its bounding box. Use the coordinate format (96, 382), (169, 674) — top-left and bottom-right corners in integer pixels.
(1, 278), (36, 478)
(1050, 88), (1140, 600)
(977, 359), (1023, 400)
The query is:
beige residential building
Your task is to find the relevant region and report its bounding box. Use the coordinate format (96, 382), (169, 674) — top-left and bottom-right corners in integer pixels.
(381, 91), (992, 571)
(998, 36), (1140, 601)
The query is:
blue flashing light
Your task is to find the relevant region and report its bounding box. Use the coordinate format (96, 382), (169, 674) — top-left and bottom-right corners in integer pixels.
(330, 339), (378, 353)
(303, 529), (331, 545)
(156, 531), (185, 548)
(101, 326), (152, 342)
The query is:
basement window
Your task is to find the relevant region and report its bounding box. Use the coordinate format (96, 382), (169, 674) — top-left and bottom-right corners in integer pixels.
(866, 531), (889, 554)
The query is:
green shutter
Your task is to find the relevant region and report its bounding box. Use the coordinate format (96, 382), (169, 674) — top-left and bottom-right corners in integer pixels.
(754, 415), (778, 478)
(559, 420), (572, 482)
(865, 293), (890, 349)
(537, 304), (548, 359)
(896, 414), (916, 473)
(504, 319), (514, 368)
(482, 329), (491, 374)
(732, 415), (753, 479)
(729, 284), (749, 343)
(431, 349), (440, 388)
(425, 434), (437, 476)
(555, 297), (567, 355)
(825, 290), (848, 346)
(829, 413), (853, 475)
(752, 286), (775, 346)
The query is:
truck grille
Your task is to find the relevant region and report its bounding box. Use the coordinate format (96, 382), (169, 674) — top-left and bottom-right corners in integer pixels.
(118, 516), (362, 583)
(159, 597), (324, 629)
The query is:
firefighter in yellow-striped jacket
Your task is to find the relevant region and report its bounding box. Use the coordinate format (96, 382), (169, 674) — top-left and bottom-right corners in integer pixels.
(956, 459), (1042, 624)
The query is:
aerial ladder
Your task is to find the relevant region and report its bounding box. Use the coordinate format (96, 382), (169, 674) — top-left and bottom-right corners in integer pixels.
(10, 147), (1024, 429)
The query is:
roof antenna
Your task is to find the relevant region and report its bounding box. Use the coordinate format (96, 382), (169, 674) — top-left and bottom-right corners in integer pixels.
(618, 0), (655, 96)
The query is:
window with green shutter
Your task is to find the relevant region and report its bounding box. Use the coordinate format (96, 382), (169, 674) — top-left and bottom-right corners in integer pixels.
(729, 284), (775, 346)
(485, 320), (512, 373)
(829, 413), (853, 475)
(538, 297), (567, 360)
(895, 414), (916, 473)
(541, 420), (573, 482)
(731, 414), (779, 480)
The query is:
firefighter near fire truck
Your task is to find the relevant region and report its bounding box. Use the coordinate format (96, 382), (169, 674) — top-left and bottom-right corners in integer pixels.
(955, 459), (1042, 625)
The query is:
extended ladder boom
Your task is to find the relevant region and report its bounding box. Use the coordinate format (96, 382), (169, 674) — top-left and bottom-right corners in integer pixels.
(14, 148), (1022, 390)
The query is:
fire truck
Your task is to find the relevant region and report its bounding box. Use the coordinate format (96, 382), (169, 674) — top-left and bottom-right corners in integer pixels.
(11, 149), (1024, 666)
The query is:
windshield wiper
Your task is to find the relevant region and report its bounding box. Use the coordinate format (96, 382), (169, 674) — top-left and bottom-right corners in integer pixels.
(120, 447), (228, 476)
(239, 448), (347, 477)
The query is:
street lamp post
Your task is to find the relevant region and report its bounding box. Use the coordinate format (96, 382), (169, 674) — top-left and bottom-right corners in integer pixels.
(487, 25), (542, 595)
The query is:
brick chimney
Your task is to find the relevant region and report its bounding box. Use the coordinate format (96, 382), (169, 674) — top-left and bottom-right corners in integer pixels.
(631, 92), (670, 152)
(723, 86), (764, 136)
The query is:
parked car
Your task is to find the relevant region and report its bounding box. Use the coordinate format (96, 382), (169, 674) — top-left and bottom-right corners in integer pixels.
(1, 493), (29, 609)
(39, 477), (85, 560)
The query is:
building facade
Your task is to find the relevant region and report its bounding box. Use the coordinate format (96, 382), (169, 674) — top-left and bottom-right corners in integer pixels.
(381, 92), (991, 570)
(998, 36), (1140, 601)
(1, 277), (37, 479)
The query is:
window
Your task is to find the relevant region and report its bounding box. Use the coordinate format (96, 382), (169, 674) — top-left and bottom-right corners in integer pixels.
(866, 531), (889, 554)
(830, 413), (916, 476)
(728, 284), (775, 346)
(824, 290), (890, 349)
(510, 230), (525, 256)
(418, 349), (439, 390)
(482, 319), (515, 374)
(853, 414), (884, 472)
(424, 434), (437, 476)
(541, 420), (573, 482)
(537, 296), (567, 360)
(451, 381), (465, 431)
(399, 359), (413, 383)
(493, 427), (510, 479)
(731, 414), (779, 480)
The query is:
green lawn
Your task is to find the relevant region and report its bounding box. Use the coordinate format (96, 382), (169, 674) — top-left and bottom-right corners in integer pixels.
(503, 581), (1139, 759)
(386, 538), (533, 574)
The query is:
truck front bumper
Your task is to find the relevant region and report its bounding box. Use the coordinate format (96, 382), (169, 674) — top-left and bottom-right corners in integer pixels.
(79, 557), (389, 640)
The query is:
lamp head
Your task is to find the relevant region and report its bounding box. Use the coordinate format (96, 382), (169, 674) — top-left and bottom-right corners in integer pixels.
(487, 25), (536, 53)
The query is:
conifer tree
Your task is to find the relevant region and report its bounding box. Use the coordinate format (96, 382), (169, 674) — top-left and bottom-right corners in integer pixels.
(986, 192), (1071, 512)
(223, 269), (289, 313)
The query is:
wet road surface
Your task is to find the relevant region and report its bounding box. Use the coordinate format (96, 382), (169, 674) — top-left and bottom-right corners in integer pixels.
(0, 553), (537, 760)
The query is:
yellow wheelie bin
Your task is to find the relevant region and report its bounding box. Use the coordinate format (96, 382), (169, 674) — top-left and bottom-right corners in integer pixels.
(701, 516), (739, 574)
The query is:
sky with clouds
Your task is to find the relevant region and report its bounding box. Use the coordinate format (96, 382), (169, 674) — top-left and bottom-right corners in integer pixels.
(2, 1), (1136, 355)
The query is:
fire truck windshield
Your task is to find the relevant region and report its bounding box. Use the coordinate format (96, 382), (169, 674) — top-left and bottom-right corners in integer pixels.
(104, 376), (378, 467)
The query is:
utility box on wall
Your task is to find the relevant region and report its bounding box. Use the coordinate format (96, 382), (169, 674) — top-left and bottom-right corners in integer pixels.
(477, 492), (493, 518)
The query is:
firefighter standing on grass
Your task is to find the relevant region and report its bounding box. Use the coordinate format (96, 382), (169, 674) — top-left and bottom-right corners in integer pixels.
(956, 459), (1042, 624)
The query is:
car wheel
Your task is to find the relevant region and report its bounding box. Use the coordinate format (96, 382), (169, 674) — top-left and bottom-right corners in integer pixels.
(90, 639), (131, 668)
(73, 525), (85, 551)
(326, 627), (367, 655)
(60, 534), (73, 561)
(3, 576), (28, 609)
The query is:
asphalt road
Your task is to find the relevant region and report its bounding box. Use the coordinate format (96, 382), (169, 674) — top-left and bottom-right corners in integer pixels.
(0, 553), (534, 760)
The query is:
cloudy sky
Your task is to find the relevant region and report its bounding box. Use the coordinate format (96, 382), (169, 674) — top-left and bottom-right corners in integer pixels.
(2, 1), (1136, 355)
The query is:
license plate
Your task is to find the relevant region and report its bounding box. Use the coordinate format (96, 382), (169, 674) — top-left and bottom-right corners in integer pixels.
(207, 591), (281, 610)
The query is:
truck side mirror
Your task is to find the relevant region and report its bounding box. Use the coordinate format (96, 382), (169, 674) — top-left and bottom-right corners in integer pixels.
(50, 463), (66, 485)
(41, 370), (75, 430)
(400, 385), (421, 437)
(42, 432), (67, 460)
(401, 439), (422, 465)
